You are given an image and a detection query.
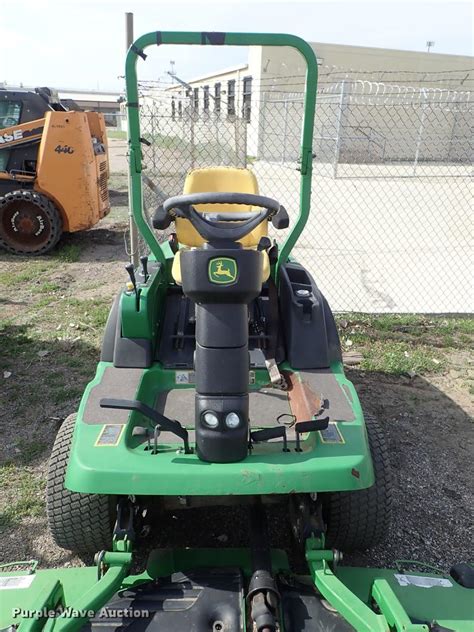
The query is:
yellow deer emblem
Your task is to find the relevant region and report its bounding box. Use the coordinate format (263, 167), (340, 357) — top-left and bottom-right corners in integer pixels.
(215, 261), (234, 279)
(209, 257), (238, 284)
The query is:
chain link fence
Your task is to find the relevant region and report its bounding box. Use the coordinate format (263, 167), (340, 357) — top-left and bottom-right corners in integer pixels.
(130, 77), (472, 314)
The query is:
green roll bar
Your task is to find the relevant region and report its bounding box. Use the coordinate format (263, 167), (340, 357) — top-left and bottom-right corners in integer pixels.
(125, 31), (318, 274)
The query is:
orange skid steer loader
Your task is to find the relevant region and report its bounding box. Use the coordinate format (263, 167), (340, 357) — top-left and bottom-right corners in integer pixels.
(0, 87), (110, 255)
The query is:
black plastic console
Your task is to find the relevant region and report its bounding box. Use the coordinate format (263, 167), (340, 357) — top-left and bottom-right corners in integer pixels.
(180, 243), (263, 463)
(279, 262), (342, 369)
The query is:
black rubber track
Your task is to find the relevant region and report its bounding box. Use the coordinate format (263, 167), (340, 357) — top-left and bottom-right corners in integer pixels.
(0, 190), (62, 255)
(323, 414), (393, 552)
(46, 414), (116, 554)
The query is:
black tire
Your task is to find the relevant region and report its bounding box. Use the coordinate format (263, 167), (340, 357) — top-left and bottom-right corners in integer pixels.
(0, 190), (63, 255)
(46, 414), (116, 554)
(323, 414), (392, 552)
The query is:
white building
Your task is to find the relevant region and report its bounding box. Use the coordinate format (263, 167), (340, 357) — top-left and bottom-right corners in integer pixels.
(161, 42), (472, 159)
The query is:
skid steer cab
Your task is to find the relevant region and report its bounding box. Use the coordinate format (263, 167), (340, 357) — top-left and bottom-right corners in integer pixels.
(0, 87), (110, 255)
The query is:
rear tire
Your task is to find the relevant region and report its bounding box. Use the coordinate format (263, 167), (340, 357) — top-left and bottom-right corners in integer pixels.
(46, 414), (115, 555)
(323, 414), (392, 552)
(0, 190), (63, 255)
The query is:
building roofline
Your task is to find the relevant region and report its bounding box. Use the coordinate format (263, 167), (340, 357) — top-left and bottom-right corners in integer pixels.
(307, 40), (473, 61)
(166, 63), (249, 90)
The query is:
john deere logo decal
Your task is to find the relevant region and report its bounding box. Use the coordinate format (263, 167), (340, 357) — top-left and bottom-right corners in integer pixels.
(208, 257), (237, 284)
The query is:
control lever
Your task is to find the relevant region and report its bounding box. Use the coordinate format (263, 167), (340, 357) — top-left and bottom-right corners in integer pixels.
(257, 236), (272, 252)
(125, 264), (140, 310)
(271, 205), (289, 230)
(140, 255), (149, 283)
(295, 416), (330, 452)
(100, 398), (191, 454)
(251, 426), (290, 452)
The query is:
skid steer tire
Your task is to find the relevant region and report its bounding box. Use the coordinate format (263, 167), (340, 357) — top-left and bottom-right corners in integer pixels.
(46, 414), (116, 555)
(0, 190), (63, 255)
(323, 414), (392, 552)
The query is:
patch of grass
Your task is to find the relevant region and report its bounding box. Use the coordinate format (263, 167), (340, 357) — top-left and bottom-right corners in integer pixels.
(33, 295), (57, 309)
(51, 384), (84, 404)
(31, 281), (62, 294)
(0, 321), (35, 364)
(63, 356), (88, 369)
(53, 243), (81, 263)
(0, 465), (45, 530)
(61, 298), (110, 329)
(359, 341), (445, 375)
(336, 314), (472, 375)
(0, 261), (55, 287)
(143, 132), (189, 149)
(107, 130), (127, 140)
(338, 314), (474, 351)
(14, 439), (48, 464)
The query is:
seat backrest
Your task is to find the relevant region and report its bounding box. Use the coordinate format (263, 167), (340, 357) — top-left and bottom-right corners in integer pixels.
(175, 166), (268, 248)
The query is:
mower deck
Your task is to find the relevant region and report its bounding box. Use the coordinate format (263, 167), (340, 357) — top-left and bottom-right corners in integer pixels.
(1, 548), (472, 632)
(66, 360), (373, 496)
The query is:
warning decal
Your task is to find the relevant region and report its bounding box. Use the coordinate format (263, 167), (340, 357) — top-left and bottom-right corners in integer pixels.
(319, 422), (345, 444)
(95, 424), (125, 447)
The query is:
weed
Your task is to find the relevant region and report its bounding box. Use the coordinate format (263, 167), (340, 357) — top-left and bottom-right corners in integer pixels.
(53, 243), (81, 263)
(32, 281), (61, 294)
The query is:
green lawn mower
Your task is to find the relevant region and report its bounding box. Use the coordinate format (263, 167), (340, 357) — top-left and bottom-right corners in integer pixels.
(1, 32), (472, 632)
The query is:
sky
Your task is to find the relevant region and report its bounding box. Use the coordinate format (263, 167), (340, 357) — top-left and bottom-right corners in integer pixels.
(1, 0), (472, 92)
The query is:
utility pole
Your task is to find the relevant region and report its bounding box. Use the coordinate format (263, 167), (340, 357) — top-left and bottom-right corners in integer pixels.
(126, 11), (139, 267)
(426, 40), (435, 53)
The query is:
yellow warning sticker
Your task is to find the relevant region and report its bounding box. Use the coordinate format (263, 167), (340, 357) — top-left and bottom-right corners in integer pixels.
(319, 422), (345, 444)
(95, 424), (125, 447)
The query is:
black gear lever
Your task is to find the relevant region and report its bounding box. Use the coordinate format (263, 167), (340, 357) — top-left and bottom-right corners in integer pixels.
(125, 264), (140, 310)
(140, 255), (149, 282)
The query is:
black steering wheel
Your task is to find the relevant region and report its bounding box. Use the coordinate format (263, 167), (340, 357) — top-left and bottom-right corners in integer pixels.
(153, 191), (289, 242)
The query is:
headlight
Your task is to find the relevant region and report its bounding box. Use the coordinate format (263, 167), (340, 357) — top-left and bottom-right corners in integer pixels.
(202, 411), (219, 428)
(225, 412), (240, 429)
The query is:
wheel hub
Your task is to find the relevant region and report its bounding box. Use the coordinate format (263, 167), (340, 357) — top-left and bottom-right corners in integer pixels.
(0, 200), (51, 251)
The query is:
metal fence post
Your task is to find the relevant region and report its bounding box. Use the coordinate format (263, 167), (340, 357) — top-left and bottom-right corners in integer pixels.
(150, 107), (157, 170)
(216, 115), (222, 164)
(282, 99), (289, 163)
(413, 88), (427, 176)
(333, 80), (348, 179)
(258, 92), (266, 163)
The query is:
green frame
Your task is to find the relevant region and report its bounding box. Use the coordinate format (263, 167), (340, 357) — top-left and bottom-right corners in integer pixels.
(65, 33), (374, 497)
(2, 547), (472, 632)
(125, 31), (318, 276)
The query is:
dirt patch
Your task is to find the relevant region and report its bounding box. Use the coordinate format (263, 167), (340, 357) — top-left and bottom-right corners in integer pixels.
(0, 203), (472, 574)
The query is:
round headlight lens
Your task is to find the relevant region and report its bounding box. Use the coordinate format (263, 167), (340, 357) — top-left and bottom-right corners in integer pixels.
(203, 411), (219, 428)
(225, 412), (240, 429)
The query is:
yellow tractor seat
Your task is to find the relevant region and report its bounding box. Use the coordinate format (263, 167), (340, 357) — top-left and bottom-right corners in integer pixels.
(172, 166), (271, 286)
(175, 167), (268, 249)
